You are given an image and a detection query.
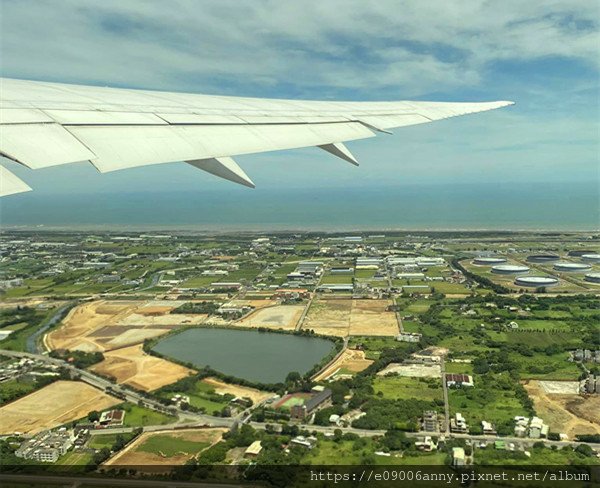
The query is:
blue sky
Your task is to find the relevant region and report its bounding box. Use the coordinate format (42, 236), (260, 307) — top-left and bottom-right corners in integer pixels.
(1, 0), (598, 195)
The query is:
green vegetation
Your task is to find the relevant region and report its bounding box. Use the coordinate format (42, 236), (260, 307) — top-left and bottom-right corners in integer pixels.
(137, 434), (210, 456)
(448, 372), (531, 434)
(172, 301), (220, 314)
(49, 350), (104, 369)
(117, 403), (176, 427)
(156, 375), (233, 416)
(373, 375), (443, 402)
(0, 306), (59, 351)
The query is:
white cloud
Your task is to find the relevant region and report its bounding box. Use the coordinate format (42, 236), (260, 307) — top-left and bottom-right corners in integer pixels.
(1, 0), (597, 95)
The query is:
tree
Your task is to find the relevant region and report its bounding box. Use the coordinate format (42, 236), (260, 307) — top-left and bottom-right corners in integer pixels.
(575, 444), (594, 457)
(285, 371), (301, 384)
(87, 410), (100, 422)
(381, 429), (410, 451)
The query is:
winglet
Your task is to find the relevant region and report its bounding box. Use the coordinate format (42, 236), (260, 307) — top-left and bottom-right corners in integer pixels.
(187, 157), (255, 188)
(318, 143), (360, 166)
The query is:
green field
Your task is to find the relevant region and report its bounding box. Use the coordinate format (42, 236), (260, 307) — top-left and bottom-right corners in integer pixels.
(0, 378), (39, 405)
(475, 444), (600, 465)
(321, 274), (354, 284)
(157, 379), (232, 415)
(88, 433), (120, 449)
(137, 434), (210, 457)
(54, 451), (93, 467)
(117, 403), (176, 427)
(447, 373), (526, 430)
(303, 438), (446, 465)
(373, 376), (443, 402)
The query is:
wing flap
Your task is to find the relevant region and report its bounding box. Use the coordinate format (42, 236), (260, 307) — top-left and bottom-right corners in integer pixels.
(67, 122), (375, 173)
(42, 110), (168, 125)
(0, 165), (32, 196)
(0, 108), (55, 124)
(0, 123), (96, 169)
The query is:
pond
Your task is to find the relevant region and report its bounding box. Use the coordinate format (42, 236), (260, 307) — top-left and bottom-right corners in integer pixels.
(152, 327), (336, 384)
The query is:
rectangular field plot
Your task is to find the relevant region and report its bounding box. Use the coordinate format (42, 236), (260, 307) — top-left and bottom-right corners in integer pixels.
(373, 376), (443, 402)
(91, 344), (194, 391)
(105, 428), (226, 470)
(237, 304), (305, 330)
(303, 299), (398, 337)
(0, 380), (120, 435)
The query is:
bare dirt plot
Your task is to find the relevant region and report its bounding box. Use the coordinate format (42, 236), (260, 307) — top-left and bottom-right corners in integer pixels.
(116, 313), (207, 326)
(202, 377), (272, 404)
(540, 381), (580, 395)
(105, 328), (170, 348)
(524, 380), (600, 438)
(313, 349), (373, 382)
(91, 345), (194, 392)
(237, 305), (305, 330)
(46, 300), (141, 352)
(377, 363), (442, 378)
(302, 299), (352, 337)
(0, 381), (119, 435)
(105, 428), (226, 471)
(46, 300), (204, 353)
(228, 299), (276, 309)
(302, 299), (398, 337)
(348, 300), (398, 336)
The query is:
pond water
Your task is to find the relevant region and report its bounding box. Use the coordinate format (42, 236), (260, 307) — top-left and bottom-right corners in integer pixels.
(152, 327), (336, 384)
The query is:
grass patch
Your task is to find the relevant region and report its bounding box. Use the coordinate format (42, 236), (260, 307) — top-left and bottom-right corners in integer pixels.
(373, 376), (443, 402)
(137, 434), (210, 457)
(117, 403), (176, 427)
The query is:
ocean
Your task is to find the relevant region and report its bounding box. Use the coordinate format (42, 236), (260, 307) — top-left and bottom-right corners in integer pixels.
(1, 182), (598, 231)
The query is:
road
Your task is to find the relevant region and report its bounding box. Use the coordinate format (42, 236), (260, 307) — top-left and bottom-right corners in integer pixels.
(0, 474), (251, 488)
(3, 349), (599, 452)
(0, 348), (234, 430)
(26, 301), (77, 354)
(440, 358), (450, 434)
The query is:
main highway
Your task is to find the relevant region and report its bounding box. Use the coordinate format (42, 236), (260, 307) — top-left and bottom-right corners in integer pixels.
(2, 348), (599, 452)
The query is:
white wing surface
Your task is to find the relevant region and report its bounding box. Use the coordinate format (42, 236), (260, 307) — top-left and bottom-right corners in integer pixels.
(0, 78), (513, 195)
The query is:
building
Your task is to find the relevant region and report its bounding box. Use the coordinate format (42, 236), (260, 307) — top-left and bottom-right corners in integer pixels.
(415, 436), (436, 452)
(584, 374), (600, 394)
(210, 282), (242, 289)
(330, 267), (354, 275)
(244, 440), (263, 458)
(450, 413), (468, 433)
(528, 417), (549, 439)
(397, 332), (422, 343)
(445, 374), (474, 388)
(317, 284), (353, 292)
(99, 409), (125, 426)
(356, 257), (382, 269)
(15, 429), (75, 463)
(452, 447), (466, 466)
(290, 435), (317, 449)
(297, 261), (323, 275)
(514, 416), (529, 437)
(482, 421), (497, 435)
(571, 349), (600, 363)
(290, 388), (332, 420)
(422, 411), (439, 432)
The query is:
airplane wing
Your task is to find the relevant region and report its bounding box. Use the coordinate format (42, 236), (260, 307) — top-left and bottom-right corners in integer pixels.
(0, 77), (513, 196)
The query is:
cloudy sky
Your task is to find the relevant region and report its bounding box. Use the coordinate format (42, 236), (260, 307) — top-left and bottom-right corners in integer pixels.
(1, 0), (598, 194)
